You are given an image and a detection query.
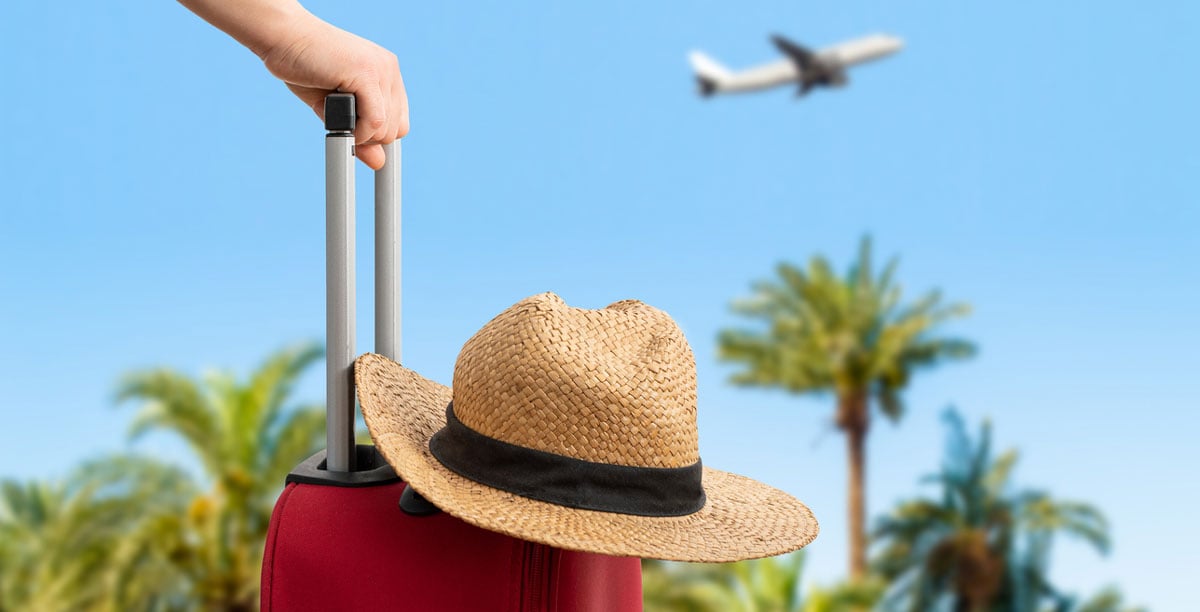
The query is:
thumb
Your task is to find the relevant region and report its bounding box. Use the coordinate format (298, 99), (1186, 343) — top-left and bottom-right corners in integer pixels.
(286, 83), (327, 121)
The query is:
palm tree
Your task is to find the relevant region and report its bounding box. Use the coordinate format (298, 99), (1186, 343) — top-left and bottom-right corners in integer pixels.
(0, 457), (196, 611)
(872, 410), (1111, 612)
(116, 343), (327, 610)
(718, 236), (974, 579)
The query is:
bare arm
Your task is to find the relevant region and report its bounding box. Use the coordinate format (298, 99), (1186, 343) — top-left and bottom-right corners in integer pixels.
(179, 0), (408, 169)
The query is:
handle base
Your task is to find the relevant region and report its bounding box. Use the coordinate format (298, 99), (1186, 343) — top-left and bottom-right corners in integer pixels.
(286, 445), (401, 488)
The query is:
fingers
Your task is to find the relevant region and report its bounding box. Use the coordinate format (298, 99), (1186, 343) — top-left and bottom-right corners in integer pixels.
(286, 83), (326, 120)
(264, 18), (408, 169)
(349, 53), (407, 169)
(293, 79), (388, 170)
(350, 54), (406, 144)
(391, 70), (410, 140)
(350, 76), (387, 146)
(356, 143), (385, 171)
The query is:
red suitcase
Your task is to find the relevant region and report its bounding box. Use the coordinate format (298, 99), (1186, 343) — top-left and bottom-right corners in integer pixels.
(260, 94), (642, 611)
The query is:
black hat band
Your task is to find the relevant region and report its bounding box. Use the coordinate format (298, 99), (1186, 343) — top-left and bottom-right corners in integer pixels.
(429, 403), (706, 517)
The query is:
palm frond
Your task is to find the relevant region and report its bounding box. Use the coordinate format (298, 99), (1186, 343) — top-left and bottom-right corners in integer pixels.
(873, 409), (1115, 611)
(255, 342), (324, 432)
(0, 455), (198, 612)
(1018, 494), (1111, 556)
(118, 369), (219, 473)
(719, 238), (973, 422)
(260, 405), (326, 500)
(1075, 585), (1148, 612)
(109, 344), (324, 609)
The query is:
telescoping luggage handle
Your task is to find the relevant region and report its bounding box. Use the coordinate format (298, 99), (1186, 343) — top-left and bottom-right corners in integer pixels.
(325, 92), (400, 474)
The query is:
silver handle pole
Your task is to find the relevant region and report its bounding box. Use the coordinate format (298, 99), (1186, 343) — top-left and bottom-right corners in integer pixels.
(375, 141), (400, 362)
(325, 94), (356, 473)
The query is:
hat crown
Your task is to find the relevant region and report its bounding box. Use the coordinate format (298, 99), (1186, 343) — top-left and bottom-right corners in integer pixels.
(451, 292), (700, 468)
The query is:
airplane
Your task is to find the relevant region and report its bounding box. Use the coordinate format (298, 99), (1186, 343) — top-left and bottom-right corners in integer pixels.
(689, 33), (903, 97)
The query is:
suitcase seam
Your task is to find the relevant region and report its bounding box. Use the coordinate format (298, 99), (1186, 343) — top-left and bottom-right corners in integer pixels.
(262, 483), (297, 611)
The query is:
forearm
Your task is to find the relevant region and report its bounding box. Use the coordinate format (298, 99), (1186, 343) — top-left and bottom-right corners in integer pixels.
(177, 0), (315, 58)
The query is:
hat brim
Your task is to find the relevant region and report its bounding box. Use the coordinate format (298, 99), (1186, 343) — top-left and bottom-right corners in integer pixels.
(356, 353), (819, 563)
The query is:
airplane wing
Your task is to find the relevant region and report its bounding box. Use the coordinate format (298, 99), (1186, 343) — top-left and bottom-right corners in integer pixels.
(818, 34), (904, 67)
(770, 35), (818, 72)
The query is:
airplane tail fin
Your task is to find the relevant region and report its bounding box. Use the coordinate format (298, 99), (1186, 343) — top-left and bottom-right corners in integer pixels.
(688, 51), (731, 97)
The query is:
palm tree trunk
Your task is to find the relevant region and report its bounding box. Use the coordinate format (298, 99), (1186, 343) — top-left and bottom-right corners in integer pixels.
(838, 390), (869, 581)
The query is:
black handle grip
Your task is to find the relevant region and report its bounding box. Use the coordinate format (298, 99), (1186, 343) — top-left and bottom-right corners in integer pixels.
(324, 93), (356, 132)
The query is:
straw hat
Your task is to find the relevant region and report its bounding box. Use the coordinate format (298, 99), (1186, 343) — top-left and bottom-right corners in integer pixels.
(356, 292), (818, 562)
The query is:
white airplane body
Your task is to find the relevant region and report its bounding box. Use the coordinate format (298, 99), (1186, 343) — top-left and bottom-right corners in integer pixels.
(689, 33), (903, 97)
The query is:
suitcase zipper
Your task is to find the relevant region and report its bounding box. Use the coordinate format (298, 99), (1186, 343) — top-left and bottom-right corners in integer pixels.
(521, 542), (554, 612)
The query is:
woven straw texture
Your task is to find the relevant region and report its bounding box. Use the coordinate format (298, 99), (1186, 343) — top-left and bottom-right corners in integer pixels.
(452, 292), (697, 468)
(357, 292), (819, 562)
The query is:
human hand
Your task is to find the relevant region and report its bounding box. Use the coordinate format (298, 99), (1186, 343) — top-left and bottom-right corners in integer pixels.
(261, 13), (408, 170)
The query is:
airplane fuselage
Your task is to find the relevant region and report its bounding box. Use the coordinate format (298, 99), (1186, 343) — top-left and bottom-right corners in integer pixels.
(689, 33), (903, 97)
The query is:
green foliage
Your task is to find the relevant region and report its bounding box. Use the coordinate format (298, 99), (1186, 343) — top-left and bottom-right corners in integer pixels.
(0, 326), (1148, 611)
(113, 342), (327, 610)
(802, 578), (885, 612)
(0, 457), (197, 611)
(642, 554), (890, 612)
(0, 343), (337, 610)
(717, 236), (974, 421)
(644, 553), (807, 612)
(1073, 586), (1148, 612)
(717, 235), (975, 578)
(0, 343), (329, 611)
(872, 409), (1112, 612)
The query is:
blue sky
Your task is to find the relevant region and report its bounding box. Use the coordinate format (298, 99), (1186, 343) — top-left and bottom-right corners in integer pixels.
(2, 0), (1197, 608)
